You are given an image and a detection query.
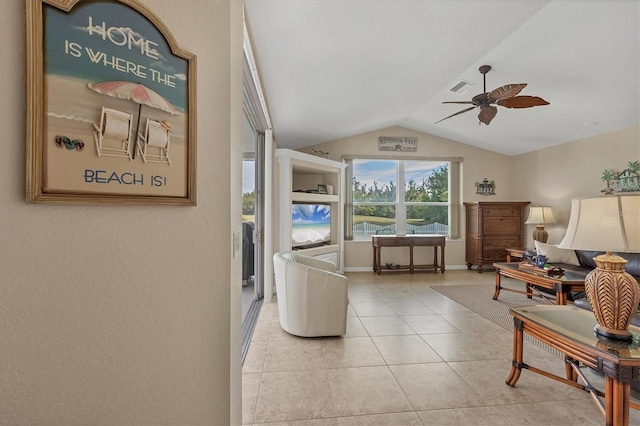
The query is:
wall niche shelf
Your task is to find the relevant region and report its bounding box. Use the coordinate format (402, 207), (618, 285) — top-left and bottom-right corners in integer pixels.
(291, 192), (339, 203)
(276, 149), (346, 272)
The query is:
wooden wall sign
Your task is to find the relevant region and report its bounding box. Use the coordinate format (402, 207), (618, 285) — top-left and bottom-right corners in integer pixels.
(26, 0), (197, 205)
(378, 137), (417, 152)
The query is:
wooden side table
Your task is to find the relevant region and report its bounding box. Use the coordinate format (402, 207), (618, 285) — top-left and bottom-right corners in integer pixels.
(507, 305), (640, 426)
(505, 247), (527, 262)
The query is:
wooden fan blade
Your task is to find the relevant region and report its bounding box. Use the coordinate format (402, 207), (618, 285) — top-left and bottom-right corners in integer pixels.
(434, 106), (476, 124)
(488, 83), (527, 101)
(478, 105), (497, 125)
(442, 101), (474, 104)
(497, 96), (550, 108)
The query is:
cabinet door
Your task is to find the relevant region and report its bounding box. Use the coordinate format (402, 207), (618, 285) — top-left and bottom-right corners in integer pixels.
(483, 217), (519, 235)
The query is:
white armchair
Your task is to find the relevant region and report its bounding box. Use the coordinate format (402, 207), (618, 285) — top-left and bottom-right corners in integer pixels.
(273, 252), (349, 337)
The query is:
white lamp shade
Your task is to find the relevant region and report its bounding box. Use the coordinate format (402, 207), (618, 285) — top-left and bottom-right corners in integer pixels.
(525, 206), (556, 224)
(558, 194), (640, 252)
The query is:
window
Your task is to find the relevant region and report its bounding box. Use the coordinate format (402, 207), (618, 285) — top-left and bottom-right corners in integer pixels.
(346, 157), (461, 239)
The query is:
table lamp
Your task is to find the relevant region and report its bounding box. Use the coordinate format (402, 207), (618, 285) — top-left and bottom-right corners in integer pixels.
(525, 206), (556, 243)
(558, 194), (640, 340)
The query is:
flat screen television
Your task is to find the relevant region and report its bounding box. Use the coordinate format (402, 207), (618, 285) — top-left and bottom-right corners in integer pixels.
(291, 203), (331, 249)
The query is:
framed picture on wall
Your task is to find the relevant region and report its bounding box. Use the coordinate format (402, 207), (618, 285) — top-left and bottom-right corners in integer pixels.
(26, 0), (197, 205)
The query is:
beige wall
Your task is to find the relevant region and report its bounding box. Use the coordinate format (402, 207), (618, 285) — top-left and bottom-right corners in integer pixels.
(305, 125), (640, 270)
(513, 125), (640, 247)
(0, 0), (243, 424)
(305, 126), (519, 269)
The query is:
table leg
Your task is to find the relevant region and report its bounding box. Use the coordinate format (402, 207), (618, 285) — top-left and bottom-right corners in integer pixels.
(564, 356), (578, 382)
(606, 376), (630, 426)
(433, 246), (438, 272)
(493, 271), (502, 300)
(506, 318), (524, 386)
(440, 245), (445, 273)
(557, 291), (567, 306)
(376, 247), (382, 275)
(409, 246), (414, 274)
(526, 283), (533, 299)
(372, 245), (377, 273)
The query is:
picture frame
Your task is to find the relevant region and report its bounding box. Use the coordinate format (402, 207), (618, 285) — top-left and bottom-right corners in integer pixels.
(26, 0), (197, 205)
(317, 184), (327, 194)
(475, 178), (496, 196)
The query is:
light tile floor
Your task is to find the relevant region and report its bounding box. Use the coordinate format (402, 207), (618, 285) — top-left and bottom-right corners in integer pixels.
(242, 270), (639, 425)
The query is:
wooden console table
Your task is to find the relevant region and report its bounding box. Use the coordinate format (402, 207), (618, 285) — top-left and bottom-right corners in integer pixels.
(371, 235), (445, 275)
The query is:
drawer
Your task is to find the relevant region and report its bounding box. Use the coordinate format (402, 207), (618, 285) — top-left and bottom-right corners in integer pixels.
(484, 238), (519, 249)
(483, 249), (509, 261)
(483, 207), (520, 217)
(484, 217), (520, 235)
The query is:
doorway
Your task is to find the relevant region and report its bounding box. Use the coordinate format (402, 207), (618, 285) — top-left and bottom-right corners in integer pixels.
(241, 25), (272, 363)
(241, 103), (266, 361)
(242, 114), (264, 312)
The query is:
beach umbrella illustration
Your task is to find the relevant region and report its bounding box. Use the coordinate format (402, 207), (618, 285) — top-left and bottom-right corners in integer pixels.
(87, 80), (178, 157)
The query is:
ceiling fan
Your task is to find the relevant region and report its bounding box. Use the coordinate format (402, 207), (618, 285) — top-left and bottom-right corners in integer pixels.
(435, 65), (549, 125)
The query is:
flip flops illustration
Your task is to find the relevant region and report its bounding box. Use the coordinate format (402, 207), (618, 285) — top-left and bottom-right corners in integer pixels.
(55, 135), (85, 151)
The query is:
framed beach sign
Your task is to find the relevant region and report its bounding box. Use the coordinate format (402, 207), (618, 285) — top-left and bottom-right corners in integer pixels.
(26, 0), (197, 205)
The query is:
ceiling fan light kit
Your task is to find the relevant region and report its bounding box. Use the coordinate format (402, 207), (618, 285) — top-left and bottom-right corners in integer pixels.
(436, 65), (549, 125)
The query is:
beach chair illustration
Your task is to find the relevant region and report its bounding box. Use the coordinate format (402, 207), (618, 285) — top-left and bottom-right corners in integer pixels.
(136, 119), (171, 165)
(92, 107), (133, 160)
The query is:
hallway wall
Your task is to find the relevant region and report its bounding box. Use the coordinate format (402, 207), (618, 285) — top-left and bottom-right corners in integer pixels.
(0, 0), (243, 424)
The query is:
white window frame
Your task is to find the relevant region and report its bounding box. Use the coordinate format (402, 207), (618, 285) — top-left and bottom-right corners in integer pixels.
(344, 156), (462, 240)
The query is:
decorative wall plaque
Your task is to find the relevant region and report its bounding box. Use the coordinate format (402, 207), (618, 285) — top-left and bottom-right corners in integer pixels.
(475, 178), (496, 196)
(26, 0), (197, 205)
(601, 161), (640, 194)
(378, 137), (417, 152)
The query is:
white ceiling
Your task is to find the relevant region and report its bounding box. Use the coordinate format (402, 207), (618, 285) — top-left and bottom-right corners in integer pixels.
(244, 0), (639, 156)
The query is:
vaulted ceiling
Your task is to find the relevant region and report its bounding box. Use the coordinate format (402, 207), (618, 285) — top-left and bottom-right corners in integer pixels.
(244, 0), (639, 156)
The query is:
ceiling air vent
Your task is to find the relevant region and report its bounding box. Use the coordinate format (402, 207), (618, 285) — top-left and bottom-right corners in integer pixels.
(448, 79), (475, 94)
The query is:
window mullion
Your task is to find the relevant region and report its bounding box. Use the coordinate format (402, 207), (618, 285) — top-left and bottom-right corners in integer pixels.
(397, 161), (406, 235)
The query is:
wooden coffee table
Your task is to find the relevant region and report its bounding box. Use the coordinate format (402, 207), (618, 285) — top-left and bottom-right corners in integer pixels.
(493, 262), (587, 305)
(507, 305), (640, 426)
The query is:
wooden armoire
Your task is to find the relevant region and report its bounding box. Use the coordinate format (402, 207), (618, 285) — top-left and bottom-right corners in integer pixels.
(464, 201), (530, 273)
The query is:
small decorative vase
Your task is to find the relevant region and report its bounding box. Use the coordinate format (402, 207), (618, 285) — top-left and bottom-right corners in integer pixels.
(585, 253), (640, 341)
(535, 255), (547, 269)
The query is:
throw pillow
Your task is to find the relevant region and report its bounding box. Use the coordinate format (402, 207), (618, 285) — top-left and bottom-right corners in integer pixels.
(534, 240), (580, 266)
